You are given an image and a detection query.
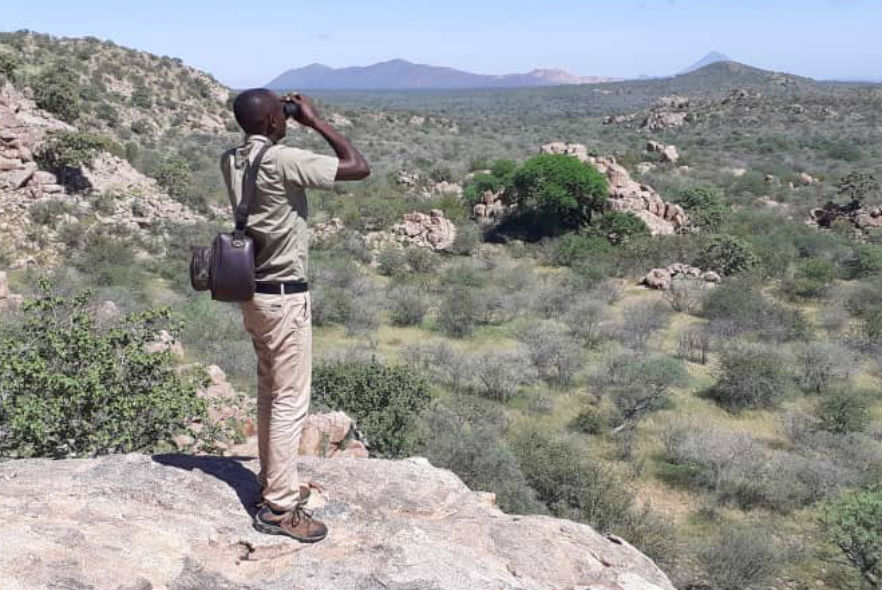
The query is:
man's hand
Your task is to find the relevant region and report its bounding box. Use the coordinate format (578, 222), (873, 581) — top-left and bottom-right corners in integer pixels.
(283, 93), (321, 128)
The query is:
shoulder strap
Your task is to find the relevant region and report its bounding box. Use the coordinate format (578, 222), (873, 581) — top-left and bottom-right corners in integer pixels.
(234, 144), (272, 234)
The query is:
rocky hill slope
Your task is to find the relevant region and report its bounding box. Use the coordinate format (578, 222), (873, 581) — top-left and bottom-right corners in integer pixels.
(0, 31), (233, 143)
(0, 82), (203, 268)
(0, 453), (674, 590)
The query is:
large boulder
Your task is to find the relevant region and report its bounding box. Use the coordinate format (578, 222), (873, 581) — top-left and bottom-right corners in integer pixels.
(0, 453), (675, 590)
(390, 209), (457, 251)
(536, 144), (688, 235)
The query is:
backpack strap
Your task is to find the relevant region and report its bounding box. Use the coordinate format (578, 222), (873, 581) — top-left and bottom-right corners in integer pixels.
(234, 144), (272, 235)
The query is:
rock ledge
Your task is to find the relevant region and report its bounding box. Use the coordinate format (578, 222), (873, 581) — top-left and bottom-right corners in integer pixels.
(0, 453), (674, 590)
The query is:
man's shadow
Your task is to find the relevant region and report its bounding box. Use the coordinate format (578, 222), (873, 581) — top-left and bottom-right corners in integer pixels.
(152, 454), (261, 517)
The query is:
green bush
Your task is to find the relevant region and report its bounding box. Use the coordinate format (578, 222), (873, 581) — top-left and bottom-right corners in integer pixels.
(675, 186), (726, 232)
(489, 159), (517, 181)
(707, 345), (793, 410)
(694, 234), (758, 276)
(463, 172), (503, 205)
(404, 247), (440, 273)
(782, 258), (836, 299)
(592, 211), (649, 245)
(377, 247), (408, 276)
(312, 360), (431, 458)
(0, 282), (207, 458)
(846, 243), (882, 279)
(699, 524), (780, 590)
(508, 154), (608, 237)
(0, 52), (18, 82)
(36, 130), (115, 185)
(415, 395), (545, 515)
(130, 84), (153, 109)
(571, 405), (606, 435)
(387, 286), (429, 327)
(836, 171), (880, 201)
(510, 425), (633, 533)
(814, 390), (871, 434)
(548, 232), (616, 266)
(152, 156), (205, 210)
(701, 279), (807, 342)
(450, 221), (482, 255)
(822, 484), (882, 587)
(33, 63), (81, 122)
(437, 287), (479, 338)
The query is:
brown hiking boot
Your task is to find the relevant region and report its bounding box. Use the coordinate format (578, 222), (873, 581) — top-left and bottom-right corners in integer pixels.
(254, 504), (328, 542)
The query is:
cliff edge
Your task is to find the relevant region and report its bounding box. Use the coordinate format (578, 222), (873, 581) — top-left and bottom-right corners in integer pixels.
(0, 453), (674, 590)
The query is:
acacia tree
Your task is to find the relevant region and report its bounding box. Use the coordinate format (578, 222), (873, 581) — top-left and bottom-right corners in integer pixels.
(508, 154), (608, 237)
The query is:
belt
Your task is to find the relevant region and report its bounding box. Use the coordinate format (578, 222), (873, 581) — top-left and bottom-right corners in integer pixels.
(254, 281), (309, 295)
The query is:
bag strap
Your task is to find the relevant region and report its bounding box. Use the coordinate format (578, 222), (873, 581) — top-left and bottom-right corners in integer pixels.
(234, 143), (272, 234)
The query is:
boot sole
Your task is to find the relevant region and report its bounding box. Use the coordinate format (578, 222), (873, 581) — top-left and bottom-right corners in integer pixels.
(253, 520), (327, 543)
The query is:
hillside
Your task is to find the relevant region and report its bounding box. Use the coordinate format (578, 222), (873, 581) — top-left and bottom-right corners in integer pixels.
(0, 30), (234, 144)
(266, 58), (620, 90)
(1, 31), (881, 590)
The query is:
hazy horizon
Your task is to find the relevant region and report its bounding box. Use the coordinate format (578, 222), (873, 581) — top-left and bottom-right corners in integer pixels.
(2, 0), (881, 86)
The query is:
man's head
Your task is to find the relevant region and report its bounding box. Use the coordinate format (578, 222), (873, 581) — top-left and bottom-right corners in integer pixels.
(233, 88), (286, 142)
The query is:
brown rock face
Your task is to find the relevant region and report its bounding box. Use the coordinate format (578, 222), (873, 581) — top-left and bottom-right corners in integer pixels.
(538, 143), (688, 235)
(0, 453), (675, 590)
(391, 209), (457, 251)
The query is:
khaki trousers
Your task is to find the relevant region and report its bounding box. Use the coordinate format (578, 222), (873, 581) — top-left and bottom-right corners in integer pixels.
(240, 291), (311, 512)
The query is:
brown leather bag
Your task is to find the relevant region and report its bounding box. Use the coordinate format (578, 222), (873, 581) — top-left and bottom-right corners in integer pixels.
(190, 144), (271, 302)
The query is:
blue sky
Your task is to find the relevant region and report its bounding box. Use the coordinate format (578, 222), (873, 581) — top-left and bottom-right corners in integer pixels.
(2, 0), (880, 86)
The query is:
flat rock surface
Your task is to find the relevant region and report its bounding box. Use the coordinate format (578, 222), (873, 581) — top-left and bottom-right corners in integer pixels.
(0, 453), (674, 590)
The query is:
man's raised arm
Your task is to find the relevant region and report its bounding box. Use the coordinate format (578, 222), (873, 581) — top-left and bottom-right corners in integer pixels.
(285, 94), (370, 181)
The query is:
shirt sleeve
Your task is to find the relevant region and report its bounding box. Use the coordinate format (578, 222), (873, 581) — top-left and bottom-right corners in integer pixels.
(276, 146), (339, 191)
(219, 149), (237, 210)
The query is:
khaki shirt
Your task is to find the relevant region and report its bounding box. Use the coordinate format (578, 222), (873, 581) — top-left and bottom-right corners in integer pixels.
(220, 135), (338, 282)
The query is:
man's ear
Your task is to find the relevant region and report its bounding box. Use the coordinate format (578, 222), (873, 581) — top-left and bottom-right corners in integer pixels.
(267, 112), (284, 139)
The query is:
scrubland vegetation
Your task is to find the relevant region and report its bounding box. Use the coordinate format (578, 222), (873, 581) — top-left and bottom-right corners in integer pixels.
(1, 32), (881, 589)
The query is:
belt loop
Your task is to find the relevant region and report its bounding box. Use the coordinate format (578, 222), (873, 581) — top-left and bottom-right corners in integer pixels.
(281, 283), (287, 295)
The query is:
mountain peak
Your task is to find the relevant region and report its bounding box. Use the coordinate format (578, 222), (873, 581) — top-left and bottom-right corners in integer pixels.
(678, 51), (732, 75)
(265, 60), (619, 90)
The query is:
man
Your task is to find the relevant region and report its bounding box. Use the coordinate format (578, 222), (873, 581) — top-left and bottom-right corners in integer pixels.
(221, 89), (369, 543)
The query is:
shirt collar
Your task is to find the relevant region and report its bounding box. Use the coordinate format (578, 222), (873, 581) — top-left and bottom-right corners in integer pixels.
(244, 134), (274, 146)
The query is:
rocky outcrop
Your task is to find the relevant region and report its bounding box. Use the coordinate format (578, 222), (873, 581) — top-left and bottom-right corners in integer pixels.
(473, 189), (508, 224)
(310, 216), (345, 243)
(0, 453), (675, 590)
(539, 143), (689, 235)
(367, 209), (457, 252)
(646, 141), (679, 164)
(394, 210), (456, 250)
(587, 155), (688, 235)
(807, 199), (882, 232)
(395, 169), (463, 199)
(0, 84), (203, 267)
(642, 263), (721, 290)
(539, 141), (589, 160)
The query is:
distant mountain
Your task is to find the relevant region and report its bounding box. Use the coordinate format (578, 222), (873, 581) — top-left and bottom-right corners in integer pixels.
(678, 51), (732, 75)
(265, 59), (620, 90)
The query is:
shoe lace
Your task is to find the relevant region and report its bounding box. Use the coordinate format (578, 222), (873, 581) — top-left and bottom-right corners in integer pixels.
(290, 505), (314, 526)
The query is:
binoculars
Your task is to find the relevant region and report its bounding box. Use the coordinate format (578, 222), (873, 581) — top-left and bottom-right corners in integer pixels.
(282, 100), (301, 120)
